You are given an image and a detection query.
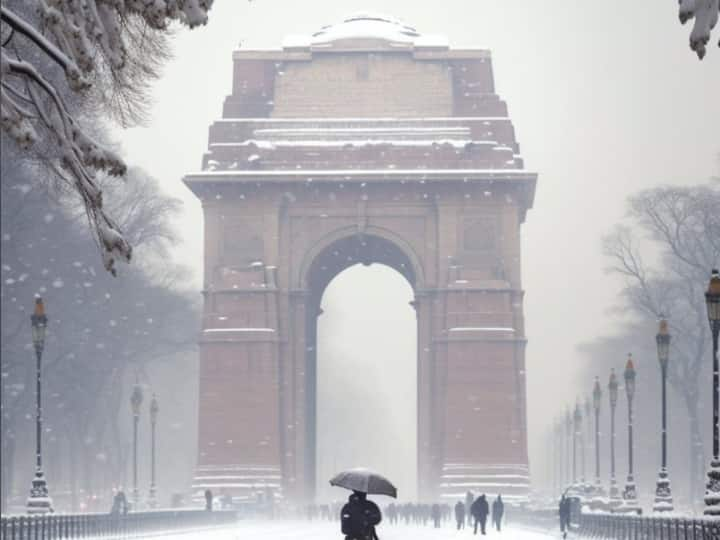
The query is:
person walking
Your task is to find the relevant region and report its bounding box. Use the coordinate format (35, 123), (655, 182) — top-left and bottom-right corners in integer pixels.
(204, 489), (213, 512)
(454, 500), (465, 529)
(465, 491), (474, 526)
(558, 494), (571, 538)
(431, 503), (441, 528)
(471, 494), (489, 535)
(340, 491), (382, 540)
(491, 495), (504, 532)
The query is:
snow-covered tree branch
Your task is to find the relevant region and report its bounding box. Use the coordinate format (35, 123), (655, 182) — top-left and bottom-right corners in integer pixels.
(679, 0), (720, 59)
(0, 1), (213, 275)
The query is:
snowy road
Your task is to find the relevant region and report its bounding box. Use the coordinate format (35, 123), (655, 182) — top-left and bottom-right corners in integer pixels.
(167, 520), (558, 540)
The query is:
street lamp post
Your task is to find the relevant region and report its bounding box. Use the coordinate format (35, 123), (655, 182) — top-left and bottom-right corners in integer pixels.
(131, 380), (143, 509)
(704, 269), (720, 516)
(584, 396), (592, 497)
(553, 418), (563, 493)
(26, 297), (53, 514)
(608, 369), (621, 506)
(653, 318), (674, 513)
(573, 401), (582, 496)
(592, 377), (605, 507)
(567, 407), (575, 489)
(148, 394), (159, 508)
(622, 354), (640, 513)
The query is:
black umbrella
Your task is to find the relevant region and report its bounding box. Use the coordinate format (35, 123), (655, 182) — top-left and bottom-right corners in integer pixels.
(329, 468), (397, 498)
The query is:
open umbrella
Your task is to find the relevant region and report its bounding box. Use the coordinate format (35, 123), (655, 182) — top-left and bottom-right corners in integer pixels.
(329, 468), (397, 498)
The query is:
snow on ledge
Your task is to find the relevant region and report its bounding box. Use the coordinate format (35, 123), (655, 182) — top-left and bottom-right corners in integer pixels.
(449, 327), (515, 333)
(187, 169), (533, 177)
(203, 328), (275, 333)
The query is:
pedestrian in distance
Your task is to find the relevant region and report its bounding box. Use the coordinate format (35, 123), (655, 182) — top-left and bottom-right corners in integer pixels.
(558, 494), (571, 538)
(465, 491), (474, 526)
(340, 490), (382, 540)
(491, 495), (504, 532)
(454, 500), (465, 529)
(431, 503), (441, 528)
(204, 489), (213, 512)
(110, 491), (127, 515)
(471, 494), (489, 535)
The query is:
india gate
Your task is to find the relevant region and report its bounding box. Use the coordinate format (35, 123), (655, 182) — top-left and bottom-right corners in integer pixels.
(183, 14), (537, 503)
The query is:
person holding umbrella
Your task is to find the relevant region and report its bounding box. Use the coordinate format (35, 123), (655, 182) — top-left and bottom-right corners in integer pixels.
(330, 469), (396, 540)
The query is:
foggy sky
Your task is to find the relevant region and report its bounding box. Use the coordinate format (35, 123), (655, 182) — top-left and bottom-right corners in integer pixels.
(114, 1), (720, 496)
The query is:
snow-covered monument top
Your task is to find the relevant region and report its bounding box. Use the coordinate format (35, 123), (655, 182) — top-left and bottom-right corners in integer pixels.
(184, 14), (536, 504)
(282, 12), (450, 51)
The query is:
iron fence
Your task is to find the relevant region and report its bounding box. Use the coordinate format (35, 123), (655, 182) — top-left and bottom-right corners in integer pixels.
(0, 509), (237, 540)
(576, 513), (720, 540)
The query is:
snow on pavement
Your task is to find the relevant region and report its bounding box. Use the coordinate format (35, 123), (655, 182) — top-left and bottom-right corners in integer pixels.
(165, 519), (557, 540)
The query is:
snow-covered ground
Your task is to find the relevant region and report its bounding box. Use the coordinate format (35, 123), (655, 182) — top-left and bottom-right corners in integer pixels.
(164, 519), (558, 540)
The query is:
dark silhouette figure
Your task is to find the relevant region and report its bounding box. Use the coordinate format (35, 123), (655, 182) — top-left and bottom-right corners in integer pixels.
(558, 495), (571, 538)
(110, 491), (128, 515)
(454, 501), (465, 529)
(341, 491), (382, 540)
(431, 503), (441, 528)
(471, 494), (489, 535)
(465, 491), (474, 526)
(491, 495), (504, 532)
(204, 489), (213, 512)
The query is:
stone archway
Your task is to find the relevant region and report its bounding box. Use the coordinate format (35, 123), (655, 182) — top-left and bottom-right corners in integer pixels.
(300, 233), (421, 500)
(185, 14), (537, 504)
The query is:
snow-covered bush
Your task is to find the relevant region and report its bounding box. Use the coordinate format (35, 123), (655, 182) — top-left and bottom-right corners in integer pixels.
(679, 0), (719, 59)
(0, 1), (213, 275)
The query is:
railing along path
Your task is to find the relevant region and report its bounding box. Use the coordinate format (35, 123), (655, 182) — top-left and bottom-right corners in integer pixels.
(0, 509), (237, 540)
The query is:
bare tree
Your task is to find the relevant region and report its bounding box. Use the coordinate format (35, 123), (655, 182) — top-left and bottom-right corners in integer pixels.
(1, 0), (213, 275)
(0, 139), (198, 512)
(603, 180), (720, 505)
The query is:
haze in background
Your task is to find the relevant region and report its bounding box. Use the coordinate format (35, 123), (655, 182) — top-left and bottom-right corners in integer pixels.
(317, 264), (417, 501)
(115, 0), (720, 494)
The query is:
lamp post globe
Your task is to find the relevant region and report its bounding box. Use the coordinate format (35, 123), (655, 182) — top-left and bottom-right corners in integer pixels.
(26, 297), (53, 514)
(653, 318), (674, 513)
(622, 354), (639, 513)
(130, 381), (143, 508)
(704, 269), (720, 516)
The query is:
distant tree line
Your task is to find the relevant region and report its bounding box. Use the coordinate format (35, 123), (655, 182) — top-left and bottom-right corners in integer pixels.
(0, 136), (199, 512)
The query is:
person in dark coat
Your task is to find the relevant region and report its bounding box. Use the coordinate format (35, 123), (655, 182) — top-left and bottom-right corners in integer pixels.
(470, 494), (489, 535)
(110, 491), (127, 515)
(491, 495), (504, 532)
(431, 503), (441, 528)
(558, 494), (570, 537)
(465, 491), (474, 526)
(204, 489), (213, 511)
(454, 500), (465, 529)
(340, 491), (382, 540)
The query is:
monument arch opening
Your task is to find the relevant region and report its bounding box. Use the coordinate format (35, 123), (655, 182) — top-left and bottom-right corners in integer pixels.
(303, 232), (420, 500)
(315, 262), (417, 501)
(185, 13), (536, 503)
